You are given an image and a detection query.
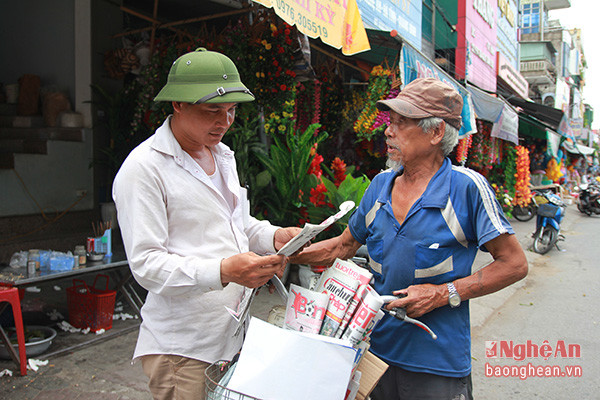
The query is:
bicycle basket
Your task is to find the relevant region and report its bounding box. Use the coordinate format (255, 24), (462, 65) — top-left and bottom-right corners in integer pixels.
(537, 203), (559, 218)
(205, 360), (262, 400)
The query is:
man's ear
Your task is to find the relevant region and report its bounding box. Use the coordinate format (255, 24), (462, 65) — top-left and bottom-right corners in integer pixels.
(172, 101), (183, 113)
(430, 120), (446, 145)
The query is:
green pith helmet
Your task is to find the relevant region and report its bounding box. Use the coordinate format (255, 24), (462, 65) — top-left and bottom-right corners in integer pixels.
(154, 47), (255, 104)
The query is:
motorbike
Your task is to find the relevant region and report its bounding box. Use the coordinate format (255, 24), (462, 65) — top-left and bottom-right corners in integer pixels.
(576, 183), (600, 216)
(532, 191), (566, 254)
(512, 189), (546, 222)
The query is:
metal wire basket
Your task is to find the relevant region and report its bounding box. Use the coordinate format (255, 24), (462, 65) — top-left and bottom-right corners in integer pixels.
(205, 360), (262, 400)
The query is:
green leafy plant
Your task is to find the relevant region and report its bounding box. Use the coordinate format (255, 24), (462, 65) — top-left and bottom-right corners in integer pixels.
(303, 166), (370, 238)
(255, 123), (328, 226)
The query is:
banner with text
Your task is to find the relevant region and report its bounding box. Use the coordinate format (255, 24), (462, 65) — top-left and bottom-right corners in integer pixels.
(253, 0), (371, 55)
(401, 42), (476, 137)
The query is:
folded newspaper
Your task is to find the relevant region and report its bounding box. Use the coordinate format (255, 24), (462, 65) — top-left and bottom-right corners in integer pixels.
(229, 201), (356, 336)
(277, 200), (355, 256)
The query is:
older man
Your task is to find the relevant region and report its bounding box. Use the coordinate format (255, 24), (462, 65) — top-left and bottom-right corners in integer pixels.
(113, 48), (300, 400)
(293, 78), (527, 399)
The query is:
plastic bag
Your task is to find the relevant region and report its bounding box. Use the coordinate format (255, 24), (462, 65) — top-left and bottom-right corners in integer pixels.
(9, 251), (28, 268)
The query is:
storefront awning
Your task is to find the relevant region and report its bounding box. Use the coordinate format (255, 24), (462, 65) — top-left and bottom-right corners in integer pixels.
(562, 141), (596, 156)
(252, 0), (371, 55)
(466, 84), (519, 145)
(507, 97), (564, 132)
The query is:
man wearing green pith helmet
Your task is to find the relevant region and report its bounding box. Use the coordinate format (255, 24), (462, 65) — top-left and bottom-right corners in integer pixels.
(113, 48), (302, 400)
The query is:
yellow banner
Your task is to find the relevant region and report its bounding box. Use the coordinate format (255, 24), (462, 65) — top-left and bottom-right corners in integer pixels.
(253, 0), (370, 55)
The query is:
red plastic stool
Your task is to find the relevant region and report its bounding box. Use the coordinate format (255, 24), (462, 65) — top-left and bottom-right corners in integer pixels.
(0, 287), (27, 376)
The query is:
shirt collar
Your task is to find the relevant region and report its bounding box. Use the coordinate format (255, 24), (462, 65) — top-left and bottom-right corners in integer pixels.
(150, 115), (235, 166)
(377, 158), (452, 209)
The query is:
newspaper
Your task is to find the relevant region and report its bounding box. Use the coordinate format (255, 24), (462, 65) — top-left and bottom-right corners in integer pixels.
(330, 259), (373, 338)
(341, 285), (384, 346)
(315, 264), (360, 337)
(362, 308), (385, 343)
(283, 284), (329, 334)
(226, 202), (355, 335)
(277, 201), (355, 256)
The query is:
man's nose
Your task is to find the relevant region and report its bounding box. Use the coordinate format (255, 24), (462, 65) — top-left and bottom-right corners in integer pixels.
(216, 110), (234, 127)
(384, 125), (393, 138)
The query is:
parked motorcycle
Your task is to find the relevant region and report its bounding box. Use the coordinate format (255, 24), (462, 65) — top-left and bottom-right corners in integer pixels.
(532, 191), (566, 254)
(576, 183), (600, 216)
(512, 189), (546, 222)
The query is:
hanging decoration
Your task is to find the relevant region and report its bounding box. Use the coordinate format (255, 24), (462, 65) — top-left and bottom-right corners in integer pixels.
(466, 120), (494, 176)
(354, 65), (398, 141)
(545, 158), (563, 182)
(455, 134), (473, 164)
(513, 146), (532, 207)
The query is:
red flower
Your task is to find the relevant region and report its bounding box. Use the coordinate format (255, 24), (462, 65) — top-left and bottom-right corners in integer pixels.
(285, 28), (291, 35)
(308, 152), (324, 179)
(309, 183), (328, 206)
(280, 84), (287, 91)
(331, 157), (347, 187)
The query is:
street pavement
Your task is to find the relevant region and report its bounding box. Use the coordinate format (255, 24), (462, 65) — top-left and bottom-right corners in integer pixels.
(0, 209), (550, 399)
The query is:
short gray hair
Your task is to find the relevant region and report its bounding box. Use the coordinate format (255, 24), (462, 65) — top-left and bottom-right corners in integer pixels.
(418, 117), (459, 157)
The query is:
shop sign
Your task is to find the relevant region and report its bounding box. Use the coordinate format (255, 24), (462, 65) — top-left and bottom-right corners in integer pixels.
(497, 52), (528, 98)
(459, 0), (497, 91)
(400, 42), (476, 137)
(253, 0), (370, 55)
(496, 0), (518, 69)
(356, 0), (422, 50)
(569, 118), (584, 139)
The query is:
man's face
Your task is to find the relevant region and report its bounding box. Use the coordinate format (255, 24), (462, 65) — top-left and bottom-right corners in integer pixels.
(173, 102), (237, 148)
(384, 112), (432, 168)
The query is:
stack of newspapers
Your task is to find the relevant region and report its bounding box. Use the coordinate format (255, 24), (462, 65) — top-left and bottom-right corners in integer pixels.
(283, 258), (383, 399)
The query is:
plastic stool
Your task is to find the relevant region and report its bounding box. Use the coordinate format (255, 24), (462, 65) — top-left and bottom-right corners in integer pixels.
(0, 287), (27, 376)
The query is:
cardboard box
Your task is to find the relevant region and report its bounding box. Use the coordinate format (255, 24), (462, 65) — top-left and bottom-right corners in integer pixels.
(355, 351), (388, 400)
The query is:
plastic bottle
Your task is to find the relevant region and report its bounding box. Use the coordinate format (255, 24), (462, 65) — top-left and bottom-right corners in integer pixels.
(74, 245), (87, 266)
(27, 249), (40, 277)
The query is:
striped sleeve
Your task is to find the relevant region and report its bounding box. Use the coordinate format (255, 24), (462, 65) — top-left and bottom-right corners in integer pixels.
(452, 166), (514, 249)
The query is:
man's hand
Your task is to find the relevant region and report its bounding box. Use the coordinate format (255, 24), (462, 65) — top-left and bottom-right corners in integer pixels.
(220, 252), (286, 288)
(386, 284), (447, 318)
(273, 227), (305, 253)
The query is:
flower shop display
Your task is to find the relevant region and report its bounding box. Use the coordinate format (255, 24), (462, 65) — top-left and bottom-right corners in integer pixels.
(353, 65), (399, 141)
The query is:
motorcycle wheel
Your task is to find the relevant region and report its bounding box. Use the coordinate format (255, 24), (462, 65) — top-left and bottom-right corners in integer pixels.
(532, 226), (558, 254)
(513, 205), (536, 222)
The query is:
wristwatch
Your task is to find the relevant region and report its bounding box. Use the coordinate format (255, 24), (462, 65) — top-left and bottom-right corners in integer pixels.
(447, 282), (461, 308)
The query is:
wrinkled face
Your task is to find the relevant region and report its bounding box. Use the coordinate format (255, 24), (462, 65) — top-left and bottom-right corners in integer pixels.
(384, 112), (432, 168)
(173, 102), (237, 148)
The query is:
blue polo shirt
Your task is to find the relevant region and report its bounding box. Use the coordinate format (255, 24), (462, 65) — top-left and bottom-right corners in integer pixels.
(348, 158), (514, 377)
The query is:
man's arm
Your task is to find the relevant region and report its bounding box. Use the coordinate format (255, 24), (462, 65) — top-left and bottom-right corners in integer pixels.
(389, 233), (528, 318)
(290, 227), (363, 266)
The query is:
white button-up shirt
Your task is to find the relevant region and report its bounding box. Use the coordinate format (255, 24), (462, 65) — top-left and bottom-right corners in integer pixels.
(113, 117), (279, 363)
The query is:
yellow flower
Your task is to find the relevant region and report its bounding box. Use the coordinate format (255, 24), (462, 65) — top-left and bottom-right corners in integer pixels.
(264, 123), (270, 131)
(278, 125), (286, 132)
(265, 43), (272, 50)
